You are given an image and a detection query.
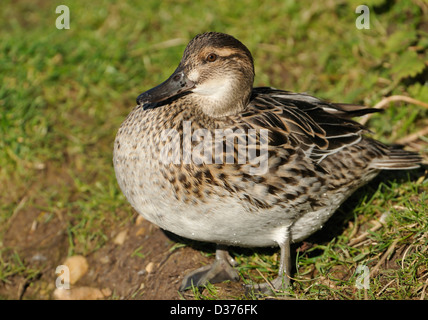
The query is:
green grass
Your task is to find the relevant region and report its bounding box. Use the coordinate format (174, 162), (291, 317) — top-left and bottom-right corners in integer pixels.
(0, 0), (427, 300)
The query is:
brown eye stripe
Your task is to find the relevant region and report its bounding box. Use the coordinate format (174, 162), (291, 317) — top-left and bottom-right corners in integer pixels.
(204, 52), (248, 64)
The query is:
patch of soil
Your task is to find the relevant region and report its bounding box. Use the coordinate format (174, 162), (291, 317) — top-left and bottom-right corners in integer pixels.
(0, 161), (248, 300)
(1, 206), (68, 299)
(0, 186), (244, 300)
(82, 218), (245, 299)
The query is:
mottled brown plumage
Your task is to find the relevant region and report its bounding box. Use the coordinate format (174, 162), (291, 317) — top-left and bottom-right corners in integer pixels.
(113, 32), (421, 293)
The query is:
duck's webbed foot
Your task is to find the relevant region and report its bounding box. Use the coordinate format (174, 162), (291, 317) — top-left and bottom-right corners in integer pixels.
(179, 246), (239, 291)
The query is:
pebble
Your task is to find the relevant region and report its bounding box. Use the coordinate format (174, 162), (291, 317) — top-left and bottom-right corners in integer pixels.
(53, 286), (106, 300)
(135, 215), (145, 226)
(135, 227), (146, 236)
(113, 230), (128, 245)
(63, 255), (89, 285)
(145, 262), (155, 274)
(31, 253), (47, 262)
(99, 255), (110, 264)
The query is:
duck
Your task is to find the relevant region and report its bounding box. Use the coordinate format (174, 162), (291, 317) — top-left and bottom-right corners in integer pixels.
(113, 32), (421, 294)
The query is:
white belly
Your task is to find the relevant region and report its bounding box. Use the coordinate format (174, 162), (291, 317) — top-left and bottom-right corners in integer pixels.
(114, 150), (351, 248)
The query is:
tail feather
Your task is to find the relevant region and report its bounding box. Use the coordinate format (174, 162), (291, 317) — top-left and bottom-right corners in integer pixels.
(370, 146), (422, 170)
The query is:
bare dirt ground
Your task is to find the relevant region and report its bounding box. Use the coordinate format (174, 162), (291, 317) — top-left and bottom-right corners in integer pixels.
(0, 165), (246, 300)
(1, 201), (244, 300)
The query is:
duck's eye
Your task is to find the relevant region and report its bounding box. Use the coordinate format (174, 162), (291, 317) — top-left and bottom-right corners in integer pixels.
(206, 53), (217, 62)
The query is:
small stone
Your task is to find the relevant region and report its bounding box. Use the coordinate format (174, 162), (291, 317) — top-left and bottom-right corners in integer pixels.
(113, 230), (128, 245)
(135, 227), (146, 236)
(99, 256), (110, 264)
(135, 215), (145, 226)
(53, 286), (105, 300)
(63, 255), (89, 285)
(33, 162), (46, 170)
(30, 220), (37, 232)
(145, 262), (155, 274)
(101, 287), (112, 297)
(31, 253), (47, 262)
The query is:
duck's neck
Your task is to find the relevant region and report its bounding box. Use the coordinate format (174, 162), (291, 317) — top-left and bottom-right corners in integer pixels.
(191, 82), (253, 118)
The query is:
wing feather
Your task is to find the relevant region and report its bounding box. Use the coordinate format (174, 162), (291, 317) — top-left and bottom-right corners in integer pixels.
(239, 87), (379, 162)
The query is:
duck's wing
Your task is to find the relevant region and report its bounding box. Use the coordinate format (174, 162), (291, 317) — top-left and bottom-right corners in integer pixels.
(239, 87), (381, 163)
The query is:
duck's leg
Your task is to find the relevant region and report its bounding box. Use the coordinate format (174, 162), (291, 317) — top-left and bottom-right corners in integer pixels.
(248, 234), (292, 294)
(179, 245), (240, 291)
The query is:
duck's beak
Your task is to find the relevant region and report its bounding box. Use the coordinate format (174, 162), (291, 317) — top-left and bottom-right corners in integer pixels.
(136, 66), (195, 106)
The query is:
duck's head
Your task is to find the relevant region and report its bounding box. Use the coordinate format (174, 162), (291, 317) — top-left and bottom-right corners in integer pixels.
(137, 32), (255, 117)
